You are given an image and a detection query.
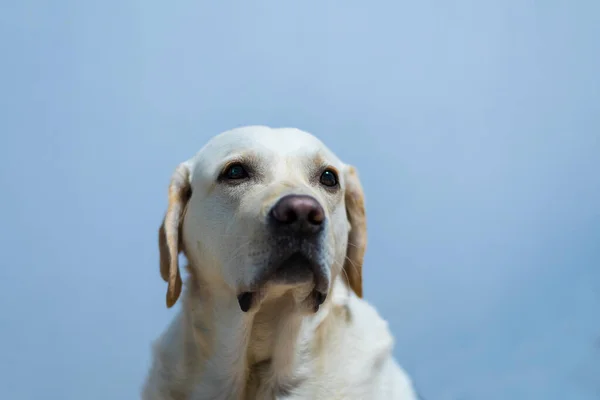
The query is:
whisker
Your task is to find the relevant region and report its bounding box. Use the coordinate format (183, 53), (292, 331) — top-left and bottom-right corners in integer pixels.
(346, 241), (361, 249)
(343, 254), (360, 276)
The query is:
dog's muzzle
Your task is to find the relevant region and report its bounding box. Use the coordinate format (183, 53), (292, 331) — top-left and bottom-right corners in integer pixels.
(237, 194), (330, 313)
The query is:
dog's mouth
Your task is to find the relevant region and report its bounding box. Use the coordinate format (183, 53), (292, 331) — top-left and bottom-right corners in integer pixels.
(237, 252), (328, 313)
(271, 252), (317, 285)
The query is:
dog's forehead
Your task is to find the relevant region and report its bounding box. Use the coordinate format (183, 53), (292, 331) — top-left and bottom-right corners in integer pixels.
(188, 126), (343, 171)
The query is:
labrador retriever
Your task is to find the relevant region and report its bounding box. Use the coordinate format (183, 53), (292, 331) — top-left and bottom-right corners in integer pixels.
(142, 126), (418, 399)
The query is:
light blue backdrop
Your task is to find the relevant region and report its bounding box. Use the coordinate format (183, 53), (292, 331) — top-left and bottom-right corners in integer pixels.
(1, 1), (599, 399)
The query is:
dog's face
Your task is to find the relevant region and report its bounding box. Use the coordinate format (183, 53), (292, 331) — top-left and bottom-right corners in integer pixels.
(158, 126), (367, 312)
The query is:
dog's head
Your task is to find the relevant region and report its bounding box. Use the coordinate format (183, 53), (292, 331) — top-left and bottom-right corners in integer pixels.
(158, 126), (366, 313)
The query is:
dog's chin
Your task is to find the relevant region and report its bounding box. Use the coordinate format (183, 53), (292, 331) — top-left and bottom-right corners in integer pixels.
(237, 252), (329, 314)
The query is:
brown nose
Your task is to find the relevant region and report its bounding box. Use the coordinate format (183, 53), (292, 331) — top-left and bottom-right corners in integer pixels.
(269, 195), (325, 235)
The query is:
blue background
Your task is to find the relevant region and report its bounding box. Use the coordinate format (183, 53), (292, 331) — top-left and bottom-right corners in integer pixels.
(1, 1), (599, 399)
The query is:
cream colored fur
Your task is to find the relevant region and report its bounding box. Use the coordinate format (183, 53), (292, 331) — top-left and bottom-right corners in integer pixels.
(142, 126), (418, 400)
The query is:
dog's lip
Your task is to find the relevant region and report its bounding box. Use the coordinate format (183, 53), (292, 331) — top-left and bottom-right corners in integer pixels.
(274, 252), (315, 273)
(270, 252), (328, 291)
(236, 288), (327, 313)
(239, 252), (329, 297)
(236, 252), (329, 312)
(237, 292), (253, 312)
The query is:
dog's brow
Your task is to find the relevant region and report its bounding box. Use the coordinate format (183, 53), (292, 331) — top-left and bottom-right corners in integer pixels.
(307, 153), (329, 173)
(313, 152), (326, 167)
(217, 152), (262, 174)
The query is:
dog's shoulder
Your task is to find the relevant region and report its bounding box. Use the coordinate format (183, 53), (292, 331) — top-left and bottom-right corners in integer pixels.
(288, 280), (418, 399)
(142, 312), (201, 400)
(327, 278), (395, 360)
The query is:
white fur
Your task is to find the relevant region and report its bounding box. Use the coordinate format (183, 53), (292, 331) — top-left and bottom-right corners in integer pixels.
(142, 126), (418, 399)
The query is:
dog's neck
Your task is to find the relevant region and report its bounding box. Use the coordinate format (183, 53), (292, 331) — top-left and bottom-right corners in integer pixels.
(180, 269), (332, 399)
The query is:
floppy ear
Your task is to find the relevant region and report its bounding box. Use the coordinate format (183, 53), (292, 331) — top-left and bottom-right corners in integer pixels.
(158, 163), (191, 308)
(342, 165), (367, 298)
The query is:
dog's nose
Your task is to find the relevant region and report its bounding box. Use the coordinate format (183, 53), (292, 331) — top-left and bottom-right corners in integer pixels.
(270, 195), (325, 234)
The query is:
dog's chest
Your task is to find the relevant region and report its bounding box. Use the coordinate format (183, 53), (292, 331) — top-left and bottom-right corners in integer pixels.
(242, 359), (308, 400)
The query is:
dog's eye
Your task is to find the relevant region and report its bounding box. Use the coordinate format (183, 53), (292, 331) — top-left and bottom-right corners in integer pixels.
(224, 164), (249, 180)
(319, 169), (338, 187)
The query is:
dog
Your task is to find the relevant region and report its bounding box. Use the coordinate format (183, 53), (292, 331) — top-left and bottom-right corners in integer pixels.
(142, 126), (418, 399)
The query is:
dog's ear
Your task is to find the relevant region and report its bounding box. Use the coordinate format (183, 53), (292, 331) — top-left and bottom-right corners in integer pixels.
(342, 165), (367, 298)
(158, 163), (191, 308)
